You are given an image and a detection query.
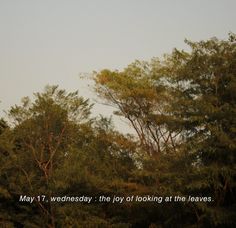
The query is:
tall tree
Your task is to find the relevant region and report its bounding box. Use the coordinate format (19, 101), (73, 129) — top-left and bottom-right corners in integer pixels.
(162, 33), (236, 226)
(1, 85), (92, 227)
(94, 33), (236, 226)
(0, 86), (138, 227)
(94, 60), (179, 157)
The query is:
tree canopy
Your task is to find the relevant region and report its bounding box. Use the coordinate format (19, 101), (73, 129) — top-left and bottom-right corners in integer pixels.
(1, 34), (236, 227)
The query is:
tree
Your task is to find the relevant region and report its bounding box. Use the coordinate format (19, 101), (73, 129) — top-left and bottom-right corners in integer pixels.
(94, 33), (236, 226)
(161, 33), (236, 227)
(94, 60), (179, 157)
(0, 86), (139, 227)
(1, 33), (235, 227)
(0, 85), (93, 227)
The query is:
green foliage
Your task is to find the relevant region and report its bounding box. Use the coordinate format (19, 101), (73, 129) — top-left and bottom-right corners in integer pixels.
(0, 85), (139, 227)
(95, 33), (236, 227)
(1, 34), (236, 227)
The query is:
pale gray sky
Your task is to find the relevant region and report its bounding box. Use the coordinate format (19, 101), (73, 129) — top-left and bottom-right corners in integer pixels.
(0, 0), (235, 132)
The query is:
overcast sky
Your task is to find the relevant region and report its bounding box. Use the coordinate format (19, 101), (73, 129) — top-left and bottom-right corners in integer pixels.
(0, 0), (235, 132)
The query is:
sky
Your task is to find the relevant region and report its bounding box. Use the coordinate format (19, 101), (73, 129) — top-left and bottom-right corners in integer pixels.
(0, 0), (235, 132)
